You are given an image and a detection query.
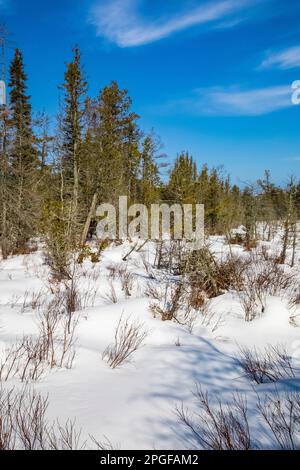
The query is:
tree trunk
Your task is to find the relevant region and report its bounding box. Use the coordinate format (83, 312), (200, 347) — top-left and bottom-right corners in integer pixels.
(80, 192), (98, 247)
(279, 219), (289, 265)
(291, 223), (297, 267)
(1, 201), (8, 259)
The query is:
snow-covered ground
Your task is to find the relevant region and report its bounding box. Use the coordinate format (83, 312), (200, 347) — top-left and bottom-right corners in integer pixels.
(0, 236), (300, 450)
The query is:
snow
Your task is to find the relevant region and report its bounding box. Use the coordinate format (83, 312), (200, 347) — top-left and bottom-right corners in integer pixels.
(0, 236), (300, 450)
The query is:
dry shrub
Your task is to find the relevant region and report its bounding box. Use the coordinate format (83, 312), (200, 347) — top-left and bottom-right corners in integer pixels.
(0, 337), (49, 382)
(80, 287), (99, 310)
(146, 279), (222, 333)
(177, 386), (252, 450)
(289, 284), (300, 310)
(154, 240), (186, 274)
(249, 251), (295, 295)
(64, 277), (81, 333)
(120, 270), (134, 298)
(238, 254), (296, 321)
(107, 263), (126, 280)
(187, 284), (208, 311)
(216, 255), (247, 292)
(9, 294), (22, 309)
(195, 301), (223, 333)
(145, 281), (161, 301)
(186, 249), (247, 299)
(44, 247), (71, 283)
(259, 245), (281, 263)
(140, 253), (156, 280)
(77, 245), (100, 265)
(0, 298), (78, 382)
(89, 435), (118, 450)
(50, 262), (99, 312)
(182, 285), (223, 333)
(39, 297), (78, 369)
(20, 290), (46, 313)
(289, 286), (300, 326)
(103, 280), (118, 304)
(46, 420), (83, 450)
(102, 315), (148, 369)
(107, 263), (134, 298)
(243, 238), (258, 251)
(106, 263), (120, 280)
(238, 288), (258, 322)
(47, 263), (82, 336)
(238, 345), (295, 384)
(148, 281), (184, 322)
(0, 388), (89, 450)
(0, 388), (48, 450)
(227, 233), (244, 246)
(151, 244), (247, 308)
(257, 392), (300, 450)
(178, 387), (300, 450)
(12, 241), (38, 256)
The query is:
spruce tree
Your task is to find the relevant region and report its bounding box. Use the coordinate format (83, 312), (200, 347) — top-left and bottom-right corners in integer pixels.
(168, 152), (197, 204)
(139, 135), (161, 206)
(242, 186), (257, 249)
(95, 81), (139, 204)
(60, 46), (87, 241)
(206, 169), (222, 233)
(8, 48), (39, 250)
(0, 104), (11, 258)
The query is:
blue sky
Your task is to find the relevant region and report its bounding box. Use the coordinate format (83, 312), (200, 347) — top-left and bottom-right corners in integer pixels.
(1, 0), (300, 184)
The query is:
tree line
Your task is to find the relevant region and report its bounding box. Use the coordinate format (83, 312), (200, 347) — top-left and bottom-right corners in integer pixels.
(0, 47), (299, 261)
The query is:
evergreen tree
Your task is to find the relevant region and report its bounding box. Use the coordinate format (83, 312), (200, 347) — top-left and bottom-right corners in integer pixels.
(168, 152), (197, 203)
(205, 168), (222, 233)
(139, 135), (161, 206)
(35, 111), (53, 171)
(95, 81), (140, 203)
(8, 48), (39, 250)
(122, 105), (140, 202)
(9, 49), (36, 164)
(0, 105), (11, 258)
(59, 46), (87, 241)
(242, 186), (257, 249)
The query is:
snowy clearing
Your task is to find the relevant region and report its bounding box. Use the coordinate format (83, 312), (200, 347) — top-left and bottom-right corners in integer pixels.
(0, 236), (300, 450)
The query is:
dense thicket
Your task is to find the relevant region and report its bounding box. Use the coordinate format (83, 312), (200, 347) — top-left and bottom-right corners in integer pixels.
(0, 47), (299, 258)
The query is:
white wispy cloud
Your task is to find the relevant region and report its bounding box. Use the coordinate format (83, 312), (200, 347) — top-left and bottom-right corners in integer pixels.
(90, 0), (261, 47)
(162, 85), (293, 116)
(261, 45), (300, 69)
